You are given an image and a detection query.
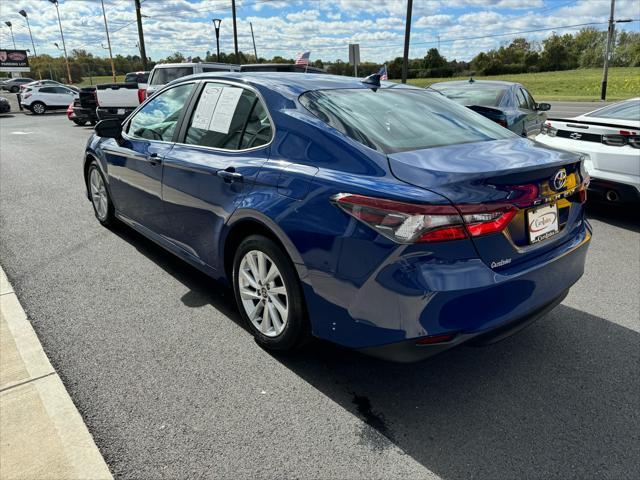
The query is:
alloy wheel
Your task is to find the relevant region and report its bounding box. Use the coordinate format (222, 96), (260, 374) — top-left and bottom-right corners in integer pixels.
(238, 250), (288, 337)
(89, 168), (108, 221)
(32, 103), (45, 114)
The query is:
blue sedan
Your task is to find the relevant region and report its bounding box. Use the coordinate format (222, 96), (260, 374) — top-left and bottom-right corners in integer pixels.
(430, 79), (551, 136)
(84, 72), (590, 362)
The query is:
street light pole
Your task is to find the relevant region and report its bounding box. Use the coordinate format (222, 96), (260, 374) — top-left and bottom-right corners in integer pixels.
(231, 0), (239, 64)
(401, 0), (413, 84)
(4, 22), (16, 49)
(48, 0), (72, 84)
(100, 0), (117, 82)
(18, 10), (41, 79)
(213, 18), (222, 62)
(18, 11), (37, 56)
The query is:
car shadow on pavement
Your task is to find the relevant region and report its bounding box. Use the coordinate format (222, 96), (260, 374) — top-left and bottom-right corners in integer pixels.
(273, 306), (640, 479)
(586, 201), (640, 232)
(106, 221), (247, 332)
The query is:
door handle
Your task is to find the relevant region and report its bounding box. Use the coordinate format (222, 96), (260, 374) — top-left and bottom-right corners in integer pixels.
(217, 168), (243, 183)
(147, 152), (161, 165)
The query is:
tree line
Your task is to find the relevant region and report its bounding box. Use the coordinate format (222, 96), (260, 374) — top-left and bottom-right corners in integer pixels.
(11, 27), (640, 83)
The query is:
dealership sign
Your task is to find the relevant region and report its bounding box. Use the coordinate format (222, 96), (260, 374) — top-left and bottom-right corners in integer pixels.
(0, 49), (30, 73)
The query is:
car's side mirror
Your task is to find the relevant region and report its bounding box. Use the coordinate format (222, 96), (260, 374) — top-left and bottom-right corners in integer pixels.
(537, 103), (551, 111)
(95, 118), (122, 139)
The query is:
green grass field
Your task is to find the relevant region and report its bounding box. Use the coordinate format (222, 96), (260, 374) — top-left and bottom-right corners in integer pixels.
(77, 75), (125, 86)
(404, 67), (640, 101)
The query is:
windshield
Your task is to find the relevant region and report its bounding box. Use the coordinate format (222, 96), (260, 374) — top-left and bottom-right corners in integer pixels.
(585, 99), (639, 121)
(430, 83), (508, 107)
(300, 88), (515, 154)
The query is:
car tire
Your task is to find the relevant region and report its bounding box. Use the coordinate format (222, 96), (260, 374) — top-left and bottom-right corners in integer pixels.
(10, 86), (18, 93)
(73, 119), (87, 126)
(233, 235), (310, 351)
(87, 161), (114, 226)
(30, 101), (46, 115)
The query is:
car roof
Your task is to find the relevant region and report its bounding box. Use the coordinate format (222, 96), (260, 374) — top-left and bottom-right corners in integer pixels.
(173, 71), (417, 98)
(430, 79), (519, 88)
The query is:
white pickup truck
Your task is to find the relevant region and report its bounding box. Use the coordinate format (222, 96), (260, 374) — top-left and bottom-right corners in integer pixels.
(95, 71), (149, 122)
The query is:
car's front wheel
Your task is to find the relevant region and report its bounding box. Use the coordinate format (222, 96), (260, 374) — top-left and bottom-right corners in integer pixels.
(233, 235), (310, 351)
(73, 119), (87, 126)
(30, 101), (46, 115)
(87, 161), (114, 225)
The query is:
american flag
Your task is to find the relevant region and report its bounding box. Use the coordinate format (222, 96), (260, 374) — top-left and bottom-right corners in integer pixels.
(378, 64), (388, 81)
(295, 51), (311, 66)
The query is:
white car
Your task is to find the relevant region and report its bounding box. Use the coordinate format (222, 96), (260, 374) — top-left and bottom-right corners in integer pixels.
(536, 98), (640, 203)
(20, 85), (78, 115)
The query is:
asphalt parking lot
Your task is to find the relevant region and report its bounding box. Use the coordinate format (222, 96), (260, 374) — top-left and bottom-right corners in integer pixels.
(1, 114), (638, 479)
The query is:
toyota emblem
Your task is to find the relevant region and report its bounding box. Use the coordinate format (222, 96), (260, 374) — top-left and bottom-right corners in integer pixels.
(552, 169), (567, 191)
(570, 132), (582, 140)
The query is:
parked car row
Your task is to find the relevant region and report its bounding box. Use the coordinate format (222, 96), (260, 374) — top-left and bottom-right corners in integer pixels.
(83, 71), (592, 362)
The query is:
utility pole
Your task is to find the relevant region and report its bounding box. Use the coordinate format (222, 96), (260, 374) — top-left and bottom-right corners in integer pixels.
(601, 0), (615, 101)
(134, 0), (148, 70)
(250, 22), (258, 62)
(401, 0), (413, 83)
(231, 0), (239, 64)
(100, 0), (117, 82)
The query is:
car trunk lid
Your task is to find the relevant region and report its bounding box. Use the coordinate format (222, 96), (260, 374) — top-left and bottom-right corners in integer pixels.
(387, 137), (588, 269)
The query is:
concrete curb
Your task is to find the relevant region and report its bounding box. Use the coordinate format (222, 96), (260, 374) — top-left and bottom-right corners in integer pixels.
(0, 267), (113, 480)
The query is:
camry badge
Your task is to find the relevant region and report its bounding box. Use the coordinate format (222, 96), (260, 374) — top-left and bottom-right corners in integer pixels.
(552, 169), (567, 191)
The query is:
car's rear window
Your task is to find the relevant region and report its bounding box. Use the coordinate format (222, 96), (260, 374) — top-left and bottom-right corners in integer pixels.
(430, 84), (508, 107)
(300, 88), (515, 154)
(585, 99), (639, 121)
(150, 67), (193, 86)
(125, 72), (149, 84)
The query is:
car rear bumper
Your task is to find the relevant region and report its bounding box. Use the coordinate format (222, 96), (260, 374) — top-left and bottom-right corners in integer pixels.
(302, 220), (591, 361)
(96, 106), (135, 121)
(72, 106), (97, 122)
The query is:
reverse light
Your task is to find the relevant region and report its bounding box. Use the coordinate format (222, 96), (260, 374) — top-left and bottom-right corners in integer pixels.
(331, 194), (518, 244)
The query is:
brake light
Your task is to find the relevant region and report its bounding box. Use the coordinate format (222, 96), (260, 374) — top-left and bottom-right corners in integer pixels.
(138, 88), (146, 103)
(94, 90), (99, 107)
(602, 133), (639, 148)
(541, 122), (557, 136)
(22, 92), (31, 100)
(331, 194), (517, 243)
(494, 119), (508, 128)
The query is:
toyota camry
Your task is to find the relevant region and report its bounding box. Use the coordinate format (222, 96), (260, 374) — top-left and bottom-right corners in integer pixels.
(83, 72), (591, 362)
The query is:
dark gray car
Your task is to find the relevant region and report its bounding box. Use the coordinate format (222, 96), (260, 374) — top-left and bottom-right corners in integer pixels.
(1, 77), (35, 93)
(430, 79), (550, 137)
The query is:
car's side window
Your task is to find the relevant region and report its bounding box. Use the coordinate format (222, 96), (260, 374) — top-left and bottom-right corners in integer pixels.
(40, 87), (55, 94)
(522, 89), (536, 110)
(127, 83), (194, 142)
(184, 83), (273, 150)
(515, 89), (529, 110)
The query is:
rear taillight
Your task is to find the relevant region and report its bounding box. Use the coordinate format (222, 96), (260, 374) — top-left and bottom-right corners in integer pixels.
(541, 122), (557, 136)
(331, 194), (517, 243)
(494, 119), (508, 128)
(22, 92), (31, 99)
(138, 88), (146, 103)
(603, 132), (640, 148)
(94, 90), (99, 106)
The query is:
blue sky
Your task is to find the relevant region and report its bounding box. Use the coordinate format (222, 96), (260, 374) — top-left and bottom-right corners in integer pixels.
(1, 0), (638, 63)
